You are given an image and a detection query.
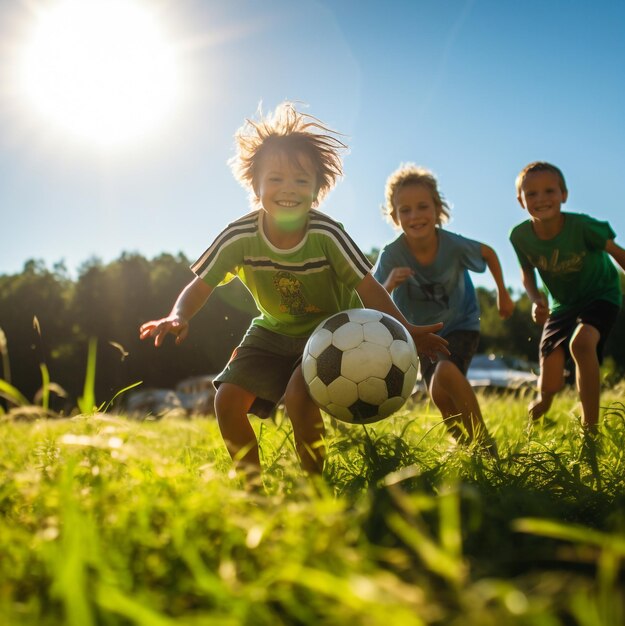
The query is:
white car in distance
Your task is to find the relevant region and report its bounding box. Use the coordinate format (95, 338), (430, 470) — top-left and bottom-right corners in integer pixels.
(466, 353), (538, 391)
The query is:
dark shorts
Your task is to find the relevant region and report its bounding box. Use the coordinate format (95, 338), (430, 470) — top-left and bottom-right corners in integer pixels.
(540, 299), (620, 363)
(419, 330), (480, 388)
(213, 325), (308, 419)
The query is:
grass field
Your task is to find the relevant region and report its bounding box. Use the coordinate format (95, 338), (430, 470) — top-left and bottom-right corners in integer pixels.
(2, 385), (625, 625)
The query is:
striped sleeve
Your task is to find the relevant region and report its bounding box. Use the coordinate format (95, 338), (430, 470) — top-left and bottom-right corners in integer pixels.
(190, 211), (258, 281)
(308, 210), (372, 279)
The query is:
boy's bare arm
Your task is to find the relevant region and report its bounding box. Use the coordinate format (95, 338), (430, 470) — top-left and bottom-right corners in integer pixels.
(605, 239), (625, 273)
(139, 277), (213, 347)
(520, 266), (548, 325)
(356, 273), (449, 359)
(480, 243), (514, 319)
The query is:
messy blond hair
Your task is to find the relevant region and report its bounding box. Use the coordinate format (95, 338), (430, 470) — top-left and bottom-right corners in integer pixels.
(383, 163), (450, 227)
(515, 161), (568, 195)
(230, 102), (347, 207)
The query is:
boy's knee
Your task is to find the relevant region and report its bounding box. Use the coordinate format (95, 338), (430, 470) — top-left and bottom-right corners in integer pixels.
(429, 360), (457, 391)
(434, 359), (458, 381)
(538, 348), (566, 395)
(429, 377), (455, 411)
(214, 383), (251, 418)
(214, 385), (228, 412)
(284, 368), (317, 415)
(284, 388), (317, 420)
(569, 324), (600, 360)
(429, 378), (444, 400)
(429, 374), (444, 400)
(215, 384), (234, 406)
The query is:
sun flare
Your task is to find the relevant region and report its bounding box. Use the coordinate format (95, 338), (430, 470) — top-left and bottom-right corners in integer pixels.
(16, 0), (180, 149)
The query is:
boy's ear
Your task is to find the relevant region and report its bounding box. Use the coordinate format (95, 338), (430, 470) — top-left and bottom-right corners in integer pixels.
(562, 190), (568, 204)
(516, 194), (527, 209)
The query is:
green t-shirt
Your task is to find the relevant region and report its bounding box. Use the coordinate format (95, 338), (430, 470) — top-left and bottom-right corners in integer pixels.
(191, 209), (371, 337)
(509, 212), (621, 314)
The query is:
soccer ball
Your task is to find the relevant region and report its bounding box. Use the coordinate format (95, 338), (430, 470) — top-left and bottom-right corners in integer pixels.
(302, 309), (419, 424)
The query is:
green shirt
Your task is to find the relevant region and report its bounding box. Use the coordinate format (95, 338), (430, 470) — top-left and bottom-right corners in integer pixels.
(191, 209), (371, 337)
(509, 212), (621, 314)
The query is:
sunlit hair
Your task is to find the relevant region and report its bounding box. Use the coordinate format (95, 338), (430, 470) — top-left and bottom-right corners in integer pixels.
(230, 102), (347, 208)
(516, 161), (568, 195)
(383, 163), (451, 227)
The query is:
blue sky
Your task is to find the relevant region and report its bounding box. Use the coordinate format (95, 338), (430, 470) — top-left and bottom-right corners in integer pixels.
(1, 0), (624, 293)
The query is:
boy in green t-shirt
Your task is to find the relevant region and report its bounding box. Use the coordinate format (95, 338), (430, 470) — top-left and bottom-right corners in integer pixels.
(510, 161), (625, 432)
(140, 102), (448, 480)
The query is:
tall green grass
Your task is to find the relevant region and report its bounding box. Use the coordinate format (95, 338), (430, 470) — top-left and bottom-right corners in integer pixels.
(1, 385), (625, 624)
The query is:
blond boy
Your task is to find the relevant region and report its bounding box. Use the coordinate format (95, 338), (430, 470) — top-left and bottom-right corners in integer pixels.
(140, 104), (448, 478)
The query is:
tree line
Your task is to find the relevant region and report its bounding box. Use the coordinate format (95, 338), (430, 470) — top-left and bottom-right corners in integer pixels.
(1, 252), (624, 411)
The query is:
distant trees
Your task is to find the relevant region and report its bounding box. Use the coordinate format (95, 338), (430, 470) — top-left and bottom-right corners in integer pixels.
(0, 253), (623, 410)
(0, 253), (255, 411)
(0, 260), (75, 405)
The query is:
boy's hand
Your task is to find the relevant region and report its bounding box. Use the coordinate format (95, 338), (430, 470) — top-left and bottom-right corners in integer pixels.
(407, 322), (450, 360)
(384, 267), (414, 292)
(139, 315), (189, 347)
(531, 297), (549, 326)
(497, 290), (515, 319)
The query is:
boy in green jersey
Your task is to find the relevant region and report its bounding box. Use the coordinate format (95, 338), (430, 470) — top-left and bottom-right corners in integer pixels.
(510, 161), (625, 431)
(140, 103), (448, 480)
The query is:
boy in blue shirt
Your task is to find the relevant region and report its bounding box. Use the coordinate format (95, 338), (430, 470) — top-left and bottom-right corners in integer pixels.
(140, 104), (448, 479)
(511, 161), (625, 432)
(374, 164), (513, 451)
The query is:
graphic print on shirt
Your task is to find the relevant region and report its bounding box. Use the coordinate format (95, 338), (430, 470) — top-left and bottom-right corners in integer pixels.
(273, 271), (321, 315)
(529, 249), (586, 275)
(421, 282), (449, 308)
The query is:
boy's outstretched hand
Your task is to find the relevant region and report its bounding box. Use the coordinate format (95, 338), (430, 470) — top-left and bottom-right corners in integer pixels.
(407, 322), (449, 360)
(139, 315), (189, 347)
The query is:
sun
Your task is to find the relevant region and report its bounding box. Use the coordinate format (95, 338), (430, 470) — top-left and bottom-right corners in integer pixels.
(16, 0), (180, 149)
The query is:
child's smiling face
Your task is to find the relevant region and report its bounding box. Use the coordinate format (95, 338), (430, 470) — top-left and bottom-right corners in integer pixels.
(517, 170), (568, 223)
(254, 150), (318, 232)
(393, 183), (439, 242)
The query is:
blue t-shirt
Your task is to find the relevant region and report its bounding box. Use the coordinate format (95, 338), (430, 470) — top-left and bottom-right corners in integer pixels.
(373, 229), (486, 337)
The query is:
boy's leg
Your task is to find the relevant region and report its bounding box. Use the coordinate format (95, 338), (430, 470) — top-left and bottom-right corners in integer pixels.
(284, 365), (325, 475)
(420, 331), (495, 450)
(429, 360), (491, 445)
(529, 347), (565, 421)
(569, 323), (601, 431)
(214, 383), (260, 470)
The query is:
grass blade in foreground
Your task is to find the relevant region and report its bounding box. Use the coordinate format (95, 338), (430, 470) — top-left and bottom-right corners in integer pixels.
(77, 338), (97, 415)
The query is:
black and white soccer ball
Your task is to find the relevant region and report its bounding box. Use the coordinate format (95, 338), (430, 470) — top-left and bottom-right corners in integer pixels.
(302, 309), (419, 424)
